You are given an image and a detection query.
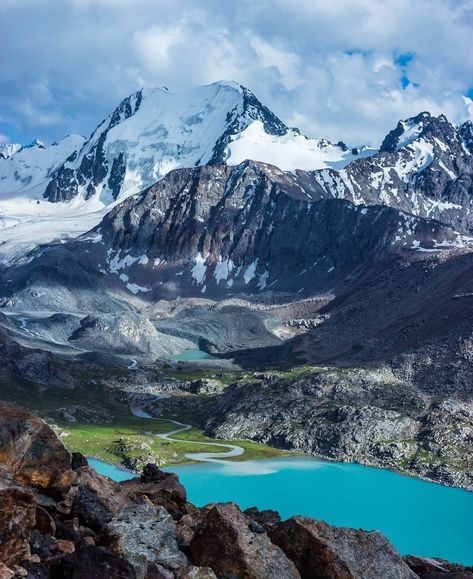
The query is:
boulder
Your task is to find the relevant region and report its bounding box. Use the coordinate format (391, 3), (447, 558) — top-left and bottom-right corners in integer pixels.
(53, 545), (137, 578)
(0, 484), (37, 567)
(270, 516), (417, 579)
(190, 502), (300, 579)
(103, 502), (187, 579)
(120, 468), (187, 514)
(73, 466), (133, 530)
(244, 507), (281, 532)
(404, 555), (473, 578)
(0, 402), (74, 494)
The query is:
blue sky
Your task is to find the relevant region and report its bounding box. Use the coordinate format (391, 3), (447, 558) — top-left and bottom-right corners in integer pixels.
(1, 0), (472, 147)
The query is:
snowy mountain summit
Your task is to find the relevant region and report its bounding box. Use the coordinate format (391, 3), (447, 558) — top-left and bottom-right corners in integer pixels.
(1, 80), (472, 263)
(44, 81), (369, 204)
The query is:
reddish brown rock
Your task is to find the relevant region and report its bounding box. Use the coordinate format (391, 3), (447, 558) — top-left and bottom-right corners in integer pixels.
(120, 470), (187, 514)
(404, 555), (473, 578)
(34, 506), (56, 536)
(73, 466), (133, 530)
(0, 562), (15, 579)
(0, 402), (74, 494)
(0, 484), (37, 567)
(270, 516), (417, 579)
(190, 502), (300, 579)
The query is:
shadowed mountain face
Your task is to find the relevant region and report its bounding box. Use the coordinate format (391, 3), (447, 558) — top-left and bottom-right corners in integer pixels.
(1, 161), (464, 310)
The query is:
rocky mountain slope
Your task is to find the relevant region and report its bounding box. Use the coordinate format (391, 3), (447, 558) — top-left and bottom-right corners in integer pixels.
(2, 402), (472, 578)
(1, 80), (473, 502)
(310, 113), (473, 233)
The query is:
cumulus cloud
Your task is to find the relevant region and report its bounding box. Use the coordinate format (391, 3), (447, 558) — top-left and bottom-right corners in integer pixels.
(1, 0), (472, 146)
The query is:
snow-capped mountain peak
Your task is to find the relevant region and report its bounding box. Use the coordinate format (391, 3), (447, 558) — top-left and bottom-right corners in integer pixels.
(380, 112), (458, 153)
(44, 80), (374, 205)
(44, 81), (290, 203)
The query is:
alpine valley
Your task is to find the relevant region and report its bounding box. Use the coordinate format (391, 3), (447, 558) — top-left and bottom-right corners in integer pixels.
(1, 81), (473, 577)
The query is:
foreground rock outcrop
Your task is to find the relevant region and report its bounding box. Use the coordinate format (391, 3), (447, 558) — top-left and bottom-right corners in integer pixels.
(1, 402), (472, 578)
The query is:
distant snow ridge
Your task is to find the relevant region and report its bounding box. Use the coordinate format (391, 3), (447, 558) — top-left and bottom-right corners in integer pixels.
(0, 134), (86, 197)
(0, 143), (22, 159)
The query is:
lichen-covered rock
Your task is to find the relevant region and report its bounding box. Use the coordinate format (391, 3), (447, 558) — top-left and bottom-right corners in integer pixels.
(103, 502), (187, 578)
(0, 402), (74, 493)
(190, 502), (300, 579)
(270, 516), (417, 579)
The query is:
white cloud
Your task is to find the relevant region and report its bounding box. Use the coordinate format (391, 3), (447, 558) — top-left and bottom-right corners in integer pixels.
(1, 0), (472, 146)
(133, 24), (185, 72)
(249, 36), (303, 91)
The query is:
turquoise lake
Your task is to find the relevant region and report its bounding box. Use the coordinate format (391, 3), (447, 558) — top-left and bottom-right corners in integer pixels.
(170, 349), (213, 361)
(88, 456), (473, 565)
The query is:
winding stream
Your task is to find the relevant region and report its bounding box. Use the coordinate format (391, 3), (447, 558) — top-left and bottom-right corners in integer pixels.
(130, 405), (244, 462)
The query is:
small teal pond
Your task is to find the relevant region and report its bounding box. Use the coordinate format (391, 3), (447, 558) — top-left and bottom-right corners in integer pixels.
(88, 456), (473, 565)
(170, 348), (213, 361)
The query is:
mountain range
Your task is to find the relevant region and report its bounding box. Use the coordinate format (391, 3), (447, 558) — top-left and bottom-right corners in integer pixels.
(1, 80), (473, 492)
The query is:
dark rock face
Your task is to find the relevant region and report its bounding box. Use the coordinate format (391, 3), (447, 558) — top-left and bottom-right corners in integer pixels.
(53, 545), (138, 578)
(270, 516), (416, 579)
(73, 466), (133, 530)
(190, 503), (301, 579)
(244, 507), (282, 533)
(45, 90), (143, 203)
(4, 160), (462, 309)
(94, 160), (459, 298)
